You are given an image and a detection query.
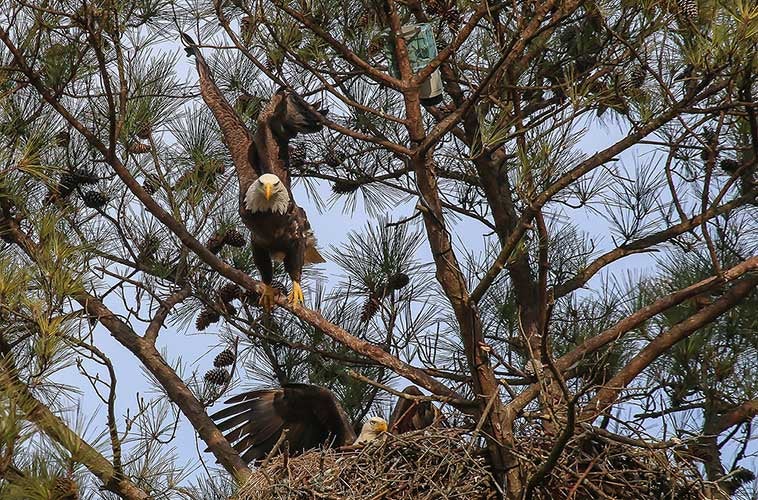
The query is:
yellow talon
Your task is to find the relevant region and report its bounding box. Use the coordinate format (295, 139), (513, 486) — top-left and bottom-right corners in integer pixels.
(259, 284), (276, 312)
(289, 282), (304, 306)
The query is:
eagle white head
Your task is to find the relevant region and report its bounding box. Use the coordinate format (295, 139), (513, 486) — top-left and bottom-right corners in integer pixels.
(245, 173), (290, 214)
(353, 416), (388, 445)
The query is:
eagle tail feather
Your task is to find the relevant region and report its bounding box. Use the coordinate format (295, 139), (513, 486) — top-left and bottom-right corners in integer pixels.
(304, 245), (326, 264)
(179, 33), (199, 58)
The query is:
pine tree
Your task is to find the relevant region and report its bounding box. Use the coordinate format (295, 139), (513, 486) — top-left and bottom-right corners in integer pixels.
(0, 1), (755, 499)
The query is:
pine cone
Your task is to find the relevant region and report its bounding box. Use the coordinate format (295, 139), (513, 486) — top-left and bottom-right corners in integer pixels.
(243, 288), (262, 306)
(213, 349), (236, 367)
(618, 77), (634, 95)
(360, 296), (380, 322)
(224, 229), (246, 247)
(701, 127), (717, 144)
(367, 38), (382, 58)
(73, 169), (98, 185)
(676, 0), (698, 20)
(425, 0), (445, 16)
(629, 64), (646, 87)
(46, 173), (80, 203)
(387, 272), (410, 291)
(196, 307), (220, 331)
(356, 13), (370, 28)
(289, 143), (307, 167)
(204, 367), (231, 385)
(52, 476), (79, 500)
(435, 35), (449, 54)
(235, 93), (263, 120)
(137, 236), (160, 262)
(136, 124), (152, 139)
(143, 175), (159, 194)
(207, 232), (226, 254)
(58, 174), (80, 194)
(54, 129), (70, 147)
(220, 301), (238, 316)
(444, 8), (462, 31)
(218, 283), (243, 303)
(332, 178), (362, 194)
(58, 169), (97, 195)
(271, 280), (288, 296)
(719, 158), (740, 174)
(324, 150), (346, 167)
(700, 127), (718, 161)
(81, 190), (108, 209)
(128, 141), (151, 154)
(725, 468), (756, 492)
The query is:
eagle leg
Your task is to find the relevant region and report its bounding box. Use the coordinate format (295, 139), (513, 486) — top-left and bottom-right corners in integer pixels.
(253, 244), (276, 312)
(260, 284), (276, 312)
(284, 240), (305, 306)
(289, 282), (304, 306)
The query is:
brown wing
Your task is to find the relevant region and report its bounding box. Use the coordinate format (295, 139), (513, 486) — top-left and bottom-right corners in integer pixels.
(210, 384), (355, 463)
(180, 33), (258, 193)
(254, 89), (328, 189)
(389, 385), (442, 434)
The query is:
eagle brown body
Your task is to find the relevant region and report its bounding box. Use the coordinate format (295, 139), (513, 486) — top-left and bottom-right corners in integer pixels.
(211, 384), (440, 463)
(182, 33), (325, 307)
(389, 385), (443, 434)
(211, 384), (356, 462)
(240, 204), (323, 293)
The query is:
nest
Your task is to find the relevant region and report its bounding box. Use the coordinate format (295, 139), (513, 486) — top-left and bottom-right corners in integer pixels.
(510, 429), (710, 499)
(236, 428), (497, 500)
(236, 426), (717, 500)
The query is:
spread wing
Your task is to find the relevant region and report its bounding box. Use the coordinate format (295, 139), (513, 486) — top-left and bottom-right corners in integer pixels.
(388, 385), (442, 434)
(254, 90), (327, 190)
(210, 384), (355, 463)
(180, 33), (259, 193)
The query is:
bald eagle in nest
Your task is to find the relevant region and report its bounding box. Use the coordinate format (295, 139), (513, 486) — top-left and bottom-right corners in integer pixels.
(210, 384), (442, 462)
(181, 34), (326, 309)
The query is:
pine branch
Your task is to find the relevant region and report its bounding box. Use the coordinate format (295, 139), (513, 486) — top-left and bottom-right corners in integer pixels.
(508, 256), (758, 415)
(712, 399), (758, 435)
(553, 195), (750, 299)
(0, 206), (253, 482)
(470, 78), (732, 304)
(582, 274), (758, 421)
(0, 350), (150, 499)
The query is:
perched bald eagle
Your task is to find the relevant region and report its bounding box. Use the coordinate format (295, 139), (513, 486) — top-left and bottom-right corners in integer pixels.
(181, 33), (326, 309)
(210, 384), (440, 462)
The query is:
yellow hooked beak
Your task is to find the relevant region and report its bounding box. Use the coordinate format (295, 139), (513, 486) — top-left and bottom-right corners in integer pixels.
(376, 421), (388, 433)
(264, 182), (272, 200)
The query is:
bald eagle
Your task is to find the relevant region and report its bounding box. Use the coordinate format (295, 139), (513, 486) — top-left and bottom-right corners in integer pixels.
(181, 34), (326, 309)
(210, 384), (441, 462)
